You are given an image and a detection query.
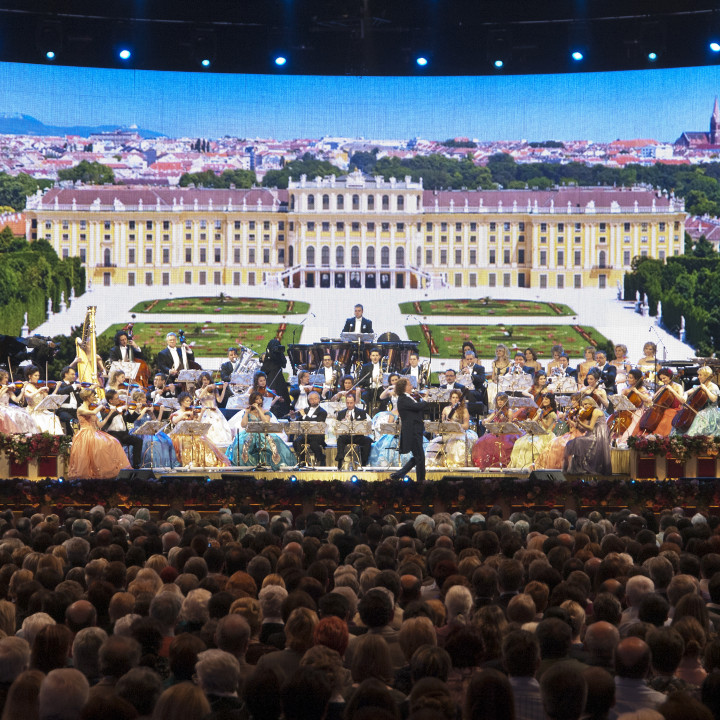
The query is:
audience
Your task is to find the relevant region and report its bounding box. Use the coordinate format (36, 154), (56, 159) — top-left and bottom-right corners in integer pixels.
(2, 503), (720, 719)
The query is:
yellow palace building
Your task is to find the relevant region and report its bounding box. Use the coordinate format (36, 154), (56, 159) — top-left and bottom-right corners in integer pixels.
(24, 171), (686, 291)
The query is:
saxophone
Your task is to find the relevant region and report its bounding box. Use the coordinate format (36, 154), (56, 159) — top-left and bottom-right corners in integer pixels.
(75, 306), (104, 399)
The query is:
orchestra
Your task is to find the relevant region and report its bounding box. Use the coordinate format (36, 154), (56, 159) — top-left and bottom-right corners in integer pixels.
(3, 300), (720, 480)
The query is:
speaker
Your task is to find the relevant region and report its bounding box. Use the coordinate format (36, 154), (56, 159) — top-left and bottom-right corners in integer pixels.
(116, 469), (157, 481)
(529, 470), (566, 483)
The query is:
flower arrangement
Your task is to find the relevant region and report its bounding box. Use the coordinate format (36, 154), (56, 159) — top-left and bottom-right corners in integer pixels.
(0, 433), (72, 464)
(628, 434), (720, 462)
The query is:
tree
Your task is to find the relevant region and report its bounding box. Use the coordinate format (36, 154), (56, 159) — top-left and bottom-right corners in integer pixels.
(691, 234), (716, 258)
(57, 161), (114, 185)
(261, 153), (342, 189)
(0, 172), (51, 211)
(349, 150), (378, 174)
(179, 169), (256, 188)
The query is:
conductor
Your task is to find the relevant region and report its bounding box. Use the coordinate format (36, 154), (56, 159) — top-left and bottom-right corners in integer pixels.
(342, 304), (373, 334)
(390, 378), (429, 483)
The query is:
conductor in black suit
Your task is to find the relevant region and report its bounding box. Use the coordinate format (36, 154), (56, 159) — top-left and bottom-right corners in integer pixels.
(291, 391), (328, 466)
(335, 394), (372, 468)
(107, 330), (144, 363)
(391, 377), (429, 482)
(342, 304), (373, 335)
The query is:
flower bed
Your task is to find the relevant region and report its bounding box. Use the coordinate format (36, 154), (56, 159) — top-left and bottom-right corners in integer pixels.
(399, 299), (575, 317)
(628, 434), (720, 463)
(130, 297), (310, 315)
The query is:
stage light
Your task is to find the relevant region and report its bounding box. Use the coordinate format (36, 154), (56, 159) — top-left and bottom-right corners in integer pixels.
(494, 59), (504, 69)
(46, 51), (55, 60)
(711, 41), (720, 53)
(193, 28), (216, 69)
(201, 58), (211, 67)
(36, 19), (63, 63)
(119, 48), (132, 61)
(416, 56), (428, 67)
(58, 477), (64, 483)
(289, 474), (297, 482)
(647, 52), (657, 61)
(486, 27), (511, 71)
(350, 474), (358, 483)
(274, 55), (287, 66)
(206, 476), (211, 483)
(571, 50), (584, 61)
(403, 475), (411, 482)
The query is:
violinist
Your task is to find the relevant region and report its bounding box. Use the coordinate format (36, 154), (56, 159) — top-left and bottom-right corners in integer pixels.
(289, 370), (313, 412)
(579, 368), (610, 412)
(20, 365), (63, 435)
(0, 369), (39, 434)
(107, 370), (128, 395)
(156, 332), (195, 379)
(108, 330), (144, 363)
(55, 366), (84, 435)
(510, 392), (558, 470)
(225, 390), (296, 469)
(536, 394), (583, 470)
(194, 372), (232, 448)
(646, 367), (684, 436)
(126, 391), (179, 469)
(331, 375), (362, 407)
(170, 392), (229, 468)
(459, 351), (488, 409)
(252, 371), (281, 410)
(520, 371), (550, 410)
(66, 389), (131, 480)
(594, 351), (617, 395)
(101, 389), (143, 469)
(471, 393), (522, 470)
(291, 391), (327, 466)
(147, 373), (176, 404)
(318, 353), (339, 399)
(563, 397), (612, 476)
(336, 393), (372, 469)
(686, 366), (720, 437)
(426, 388), (477, 468)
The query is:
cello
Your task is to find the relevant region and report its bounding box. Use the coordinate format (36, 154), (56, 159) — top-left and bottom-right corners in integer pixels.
(638, 384), (680, 434)
(608, 387), (643, 436)
(672, 384), (709, 434)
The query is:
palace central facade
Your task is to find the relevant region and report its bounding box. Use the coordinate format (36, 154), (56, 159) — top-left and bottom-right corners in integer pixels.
(24, 172), (685, 291)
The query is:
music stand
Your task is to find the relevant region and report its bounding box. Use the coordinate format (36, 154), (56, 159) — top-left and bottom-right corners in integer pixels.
(609, 395), (637, 412)
(177, 370), (204, 384)
(170, 421), (210, 468)
(109, 361), (139, 381)
(339, 332), (376, 343)
(132, 420), (168, 469)
(483, 421), (522, 469)
(285, 420), (327, 468)
(335, 418), (372, 470)
(246, 421), (286, 470)
(518, 419), (549, 468)
(425, 420), (464, 467)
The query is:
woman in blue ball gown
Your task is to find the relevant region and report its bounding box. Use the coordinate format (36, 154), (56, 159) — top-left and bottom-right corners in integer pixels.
(127, 391), (180, 469)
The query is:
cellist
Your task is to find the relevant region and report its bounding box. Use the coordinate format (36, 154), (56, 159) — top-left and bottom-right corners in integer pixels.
(685, 366), (720, 436)
(610, 368), (652, 443)
(641, 367), (684, 437)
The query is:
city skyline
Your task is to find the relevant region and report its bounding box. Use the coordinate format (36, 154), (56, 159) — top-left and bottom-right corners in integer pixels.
(1, 61), (720, 143)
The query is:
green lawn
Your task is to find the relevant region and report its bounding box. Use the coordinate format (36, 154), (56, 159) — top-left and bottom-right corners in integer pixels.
(399, 299), (575, 317)
(129, 297), (310, 315)
(406, 324), (609, 359)
(100, 322), (303, 357)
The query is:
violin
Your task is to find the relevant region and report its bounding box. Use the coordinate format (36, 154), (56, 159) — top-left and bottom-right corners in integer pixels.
(578, 405), (595, 423)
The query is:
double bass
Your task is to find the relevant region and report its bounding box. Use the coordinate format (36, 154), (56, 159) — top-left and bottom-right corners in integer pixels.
(672, 384), (709, 434)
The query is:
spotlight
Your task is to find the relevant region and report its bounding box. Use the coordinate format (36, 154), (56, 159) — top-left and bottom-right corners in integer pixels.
(569, 22), (589, 64)
(486, 27), (511, 70)
(647, 52), (657, 62)
(201, 59), (211, 67)
(119, 48), (132, 61)
(274, 55), (287, 66)
(571, 50), (584, 61)
(711, 41), (720, 53)
(494, 59), (504, 69)
(350, 474), (359, 483)
(416, 56), (428, 67)
(46, 51), (55, 60)
(193, 28), (216, 69)
(206, 477), (211, 483)
(403, 475), (411, 482)
(289, 474), (297, 482)
(36, 19), (63, 62)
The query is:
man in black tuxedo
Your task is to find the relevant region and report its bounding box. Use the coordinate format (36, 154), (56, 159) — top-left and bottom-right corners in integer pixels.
(557, 354), (578, 380)
(54, 365), (83, 435)
(401, 352), (423, 387)
(458, 352), (488, 405)
(390, 378), (429, 482)
(107, 330), (144, 363)
(292, 391), (328, 466)
(219, 347), (241, 382)
(440, 369), (469, 396)
(358, 348), (384, 412)
(594, 350), (617, 394)
(342, 304), (373, 334)
(156, 333), (195, 379)
(101, 389), (143, 469)
(335, 394), (372, 468)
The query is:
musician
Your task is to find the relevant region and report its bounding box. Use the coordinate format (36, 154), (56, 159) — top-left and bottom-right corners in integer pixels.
(156, 333), (195, 379)
(335, 393), (372, 468)
(511, 352), (535, 375)
(458, 351), (488, 406)
(358, 349), (384, 412)
(612, 368), (652, 442)
(331, 375), (362, 407)
(594, 351), (617, 395)
(219, 347), (241, 383)
(555, 354), (577, 380)
(289, 370), (313, 412)
(342, 304), (373, 335)
(389, 377), (429, 482)
(21, 366), (63, 435)
(401, 352), (422, 386)
(291, 391), (327, 466)
(637, 342), (660, 373)
(440, 369), (468, 395)
(686, 366), (720, 437)
(108, 330), (144, 363)
(576, 346), (597, 388)
(563, 397), (612, 475)
(252, 371), (282, 410)
(260, 339), (291, 416)
(101, 389), (143, 469)
(147, 373), (176, 403)
(319, 353), (339, 398)
(55, 366), (83, 435)
(579, 368), (610, 411)
(648, 367), (685, 436)
(426, 388), (477, 469)
(546, 345), (565, 375)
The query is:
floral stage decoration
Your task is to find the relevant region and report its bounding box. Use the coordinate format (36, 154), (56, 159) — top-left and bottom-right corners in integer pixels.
(627, 434), (720, 463)
(0, 433), (72, 464)
(0, 474), (717, 515)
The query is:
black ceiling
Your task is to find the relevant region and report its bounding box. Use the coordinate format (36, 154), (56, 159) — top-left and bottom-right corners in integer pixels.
(1, 0), (719, 76)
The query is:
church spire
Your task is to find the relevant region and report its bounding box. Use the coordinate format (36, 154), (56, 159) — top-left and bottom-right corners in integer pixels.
(711, 97), (720, 144)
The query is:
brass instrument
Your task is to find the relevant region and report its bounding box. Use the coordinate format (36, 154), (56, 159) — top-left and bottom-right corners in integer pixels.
(75, 306), (104, 400)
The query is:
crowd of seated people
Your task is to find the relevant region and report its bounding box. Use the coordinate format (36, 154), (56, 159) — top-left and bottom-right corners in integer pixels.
(0, 503), (715, 719)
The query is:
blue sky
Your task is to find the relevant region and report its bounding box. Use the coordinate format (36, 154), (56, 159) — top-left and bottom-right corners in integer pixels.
(1, 60), (720, 142)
